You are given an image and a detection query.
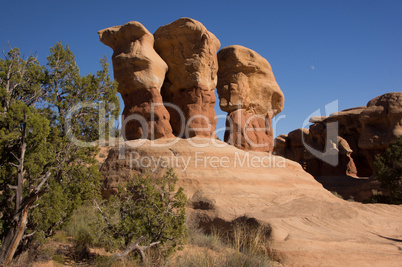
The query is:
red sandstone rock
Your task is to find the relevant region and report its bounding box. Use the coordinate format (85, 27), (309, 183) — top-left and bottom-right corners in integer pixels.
(325, 107), (371, 176)
(98, 21), (173, 140)
(121, 87), (174, 140)
(359, 92), (402, 168)
(217, 45), (284, 153)
(275, 125), (359, 177)
(274, 93), (402, 183)
(224, 109), (273, 152)
(154, 18), (220, 138)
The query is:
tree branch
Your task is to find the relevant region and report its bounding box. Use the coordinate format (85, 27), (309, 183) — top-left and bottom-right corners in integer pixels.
(93, 199), (112, 229)
(22, 231), (36, 240)
(8, 162), (19, 168)
(10, 152), (20, 162)
(109, 236), (160, 264)
(8, 185), (18, 190)
(19, 172), (50, 211)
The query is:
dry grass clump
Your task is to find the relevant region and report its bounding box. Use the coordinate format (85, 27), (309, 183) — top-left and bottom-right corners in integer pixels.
(169, 216), (277, 267)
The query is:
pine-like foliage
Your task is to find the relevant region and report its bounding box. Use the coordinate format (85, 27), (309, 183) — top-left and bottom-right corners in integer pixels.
(373, 137), (402, 204)
(0, 43), (119, 263)
(89, 168), (187, 257)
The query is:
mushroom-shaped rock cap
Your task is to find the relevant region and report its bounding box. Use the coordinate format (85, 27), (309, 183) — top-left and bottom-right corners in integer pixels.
(217, 45), (284, 117)
(154, 17), (221, 93)
(98, 21), (152, 52)
(98, 21), (168, 95)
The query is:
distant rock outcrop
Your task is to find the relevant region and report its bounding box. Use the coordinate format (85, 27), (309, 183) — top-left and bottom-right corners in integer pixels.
(274, 92), (402, 179)
(217, 45), (284, 152)
(98, 22), (174, 140)
(359, 92), (402, 168)
(154, 18), (220, 138)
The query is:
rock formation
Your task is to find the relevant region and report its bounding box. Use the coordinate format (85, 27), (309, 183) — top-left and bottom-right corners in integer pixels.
(321, 106), (371, 177)
(275, 128), (310, 165)
(101, 137), (402, 266)
(275, 92), (402, 178)
(359, 92), (402, 167)
(217, 45), (284, 152)
(154, 18), (220, 138)
(98, 18), (402, 265)
(98, 21), (174, 140)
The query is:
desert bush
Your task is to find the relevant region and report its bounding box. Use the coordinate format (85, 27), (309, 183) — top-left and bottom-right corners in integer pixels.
(185, 217), (223, 251)
(65, 204), (99, 259)
(170, 249), (273, 267)
(75, 168), (187, 264)
(189, 231), (223, 251)
(176, 217), (275, 267)
(373, 137), (402, 204)
(218, 218), (272, 257)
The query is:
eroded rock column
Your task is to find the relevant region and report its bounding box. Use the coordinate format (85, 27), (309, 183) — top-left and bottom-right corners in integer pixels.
(217, 45), (284, 152)
(98, 21), (173, 140)
(154, 18), (220, 138)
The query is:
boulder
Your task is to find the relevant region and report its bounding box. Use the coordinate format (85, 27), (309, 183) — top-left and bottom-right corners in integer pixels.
(98, 21), (174, 140)
(217, 45), (284, 152)
(154, 18), (220, 138)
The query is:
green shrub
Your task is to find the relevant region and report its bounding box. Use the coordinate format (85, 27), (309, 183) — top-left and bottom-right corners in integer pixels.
(93, 168), (187, 260)
(373, 137), (402, 204)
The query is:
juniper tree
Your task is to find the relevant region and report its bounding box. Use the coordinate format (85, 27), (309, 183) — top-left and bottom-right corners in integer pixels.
(0, 43), (119, 264)
(90, 168), (187, 263)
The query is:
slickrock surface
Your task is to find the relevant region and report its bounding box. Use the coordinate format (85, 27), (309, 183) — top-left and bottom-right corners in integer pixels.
(154, 18), (220, 138)
(101, 138), (402, 266)
(217, 45), (284, 153)
(98, 21), (173, 140)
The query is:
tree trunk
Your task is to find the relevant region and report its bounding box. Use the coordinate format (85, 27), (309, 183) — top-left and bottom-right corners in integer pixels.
(0, 172), (49, 265)
(0, 204), (30, 265)
(0, 178), (49, 265)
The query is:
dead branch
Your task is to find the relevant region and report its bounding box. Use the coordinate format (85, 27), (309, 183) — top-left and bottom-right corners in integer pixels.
(93, 199), (112, 229)
(109, 236), (160, 264)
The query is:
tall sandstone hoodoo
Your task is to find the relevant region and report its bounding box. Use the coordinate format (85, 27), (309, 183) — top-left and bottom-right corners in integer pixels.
(154, 18), (220, 138)
(217, 45), (284, 153)
(98, 21), (174, 140)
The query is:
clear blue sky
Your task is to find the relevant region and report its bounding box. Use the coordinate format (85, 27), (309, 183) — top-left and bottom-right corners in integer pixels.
(1, 0), (401, 138)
